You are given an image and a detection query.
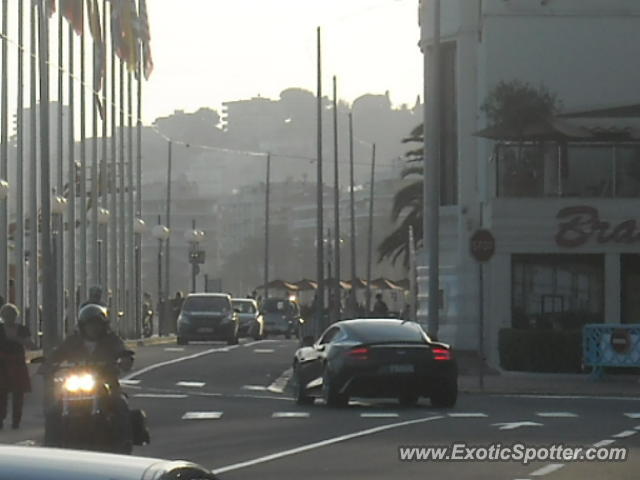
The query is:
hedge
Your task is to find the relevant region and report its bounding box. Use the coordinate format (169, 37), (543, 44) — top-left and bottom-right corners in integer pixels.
(498, 328), (582, 373)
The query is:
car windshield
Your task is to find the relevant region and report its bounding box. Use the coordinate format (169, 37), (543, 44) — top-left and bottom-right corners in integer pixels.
(232, 301), (256, 314)
(347, 322), (426, 344)
(182, 296), (230, 313)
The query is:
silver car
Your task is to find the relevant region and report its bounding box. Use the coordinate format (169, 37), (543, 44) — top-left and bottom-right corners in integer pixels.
(232, 298), (264, 340)
(0, 445), (217, 480)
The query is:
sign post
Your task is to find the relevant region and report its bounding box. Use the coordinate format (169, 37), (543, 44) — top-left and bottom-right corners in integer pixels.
(470, 228), (496, 391)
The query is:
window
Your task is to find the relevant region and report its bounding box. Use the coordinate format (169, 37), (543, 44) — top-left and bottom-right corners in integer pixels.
(319, 327), (341, 345)
(615, 147), (640, 197)
(563, 147), (612, 197)
(512, 254), (604, 330)
(497, 144), (558, 197)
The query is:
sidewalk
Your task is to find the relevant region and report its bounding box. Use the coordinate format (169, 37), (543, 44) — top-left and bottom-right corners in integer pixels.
(457, 350), (640, 397)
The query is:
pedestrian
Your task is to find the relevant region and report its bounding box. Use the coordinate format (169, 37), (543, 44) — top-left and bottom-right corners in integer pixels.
(372, 294), (389, 317)
(0, 317), (31, 430)
(1, 304), (34, 350)
(81, 285), (108, 308)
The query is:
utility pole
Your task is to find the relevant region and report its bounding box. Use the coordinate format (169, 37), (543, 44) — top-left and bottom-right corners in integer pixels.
(348, 113), (356, 318)
(264, 153), (271, 300)
(424, 0), (442, 338)
(164, 141), (173, 333)
(16, 0), (25, 319)
(28, 0), (38, 341)
(0, 0), (9, 301)
(66, 7), (77, 335)
(365, 144), (376, 314)
(332, 76), (341, 323)
(315, 27), (325, 336)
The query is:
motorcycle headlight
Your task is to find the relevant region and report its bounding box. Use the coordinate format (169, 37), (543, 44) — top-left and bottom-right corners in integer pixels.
(63, 374), (96, 393)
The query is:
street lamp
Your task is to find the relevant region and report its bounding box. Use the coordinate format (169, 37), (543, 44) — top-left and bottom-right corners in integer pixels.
(51, 192), (67, 338)
(133, 218), (147, 338)
(96, 208), (110, 292)
(184, 225), (205, 293)
(0, 179), (9, 200)
(152, 221), (170, 335)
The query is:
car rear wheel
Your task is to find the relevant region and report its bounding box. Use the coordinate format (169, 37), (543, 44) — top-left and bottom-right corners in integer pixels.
(294, 365), (314, 405)
(430, 377), (458, 408)
(227, 334), (239, 346)
(322, 368), (348, 408)
(398, 393), (420, 407)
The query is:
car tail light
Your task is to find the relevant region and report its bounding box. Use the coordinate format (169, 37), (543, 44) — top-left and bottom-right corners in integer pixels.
(432, 347), (451, 361)
(347, 346), (370, 360)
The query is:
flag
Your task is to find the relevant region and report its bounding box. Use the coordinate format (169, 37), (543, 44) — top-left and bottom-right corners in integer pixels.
(110, 0), (138, 70)
(138, 0), (153, 79)
(60, 0), (83, 34)
(87, 0), (105, 117)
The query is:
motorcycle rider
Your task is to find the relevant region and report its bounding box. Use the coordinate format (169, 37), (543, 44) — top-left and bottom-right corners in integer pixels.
(81, 285), (108, 308)
(45, 304), (133, 452)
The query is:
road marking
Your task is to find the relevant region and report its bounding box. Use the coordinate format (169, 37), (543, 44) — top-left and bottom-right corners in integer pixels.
(164, 347), (185, 352)
(624, 413), (640, 418)
(14, 440), (37, 447)
(182, 411), (223, 420)
(535, 412), (578, 418)
(635, 425), (640, 430)
(499, 394), (638, 401)
(360, 413), (399, 418)
(492, 421), (543, 431)
(243, 385), (268, 391)
(120, 379), (141, 386)
(123, 344), (241, 380)
(593, 439), (616, 447)
(612, 430), (637, 439)
(176, 381), (206, 388)
(268, 368), (292, 393)
(448, 413), (488, 418)
(272, 412), (310, 418)
(134, 393), (188, 399)
(254, 349), (275, 353)
(212, 415), (445, 475)
(530, 464), (564, 476)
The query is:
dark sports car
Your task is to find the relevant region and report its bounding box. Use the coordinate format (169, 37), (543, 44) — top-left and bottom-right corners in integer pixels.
(293, 319), (457, 408)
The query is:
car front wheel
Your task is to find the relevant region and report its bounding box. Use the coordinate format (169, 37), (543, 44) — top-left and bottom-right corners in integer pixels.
(294, 364), (314, 405)
(322, 368), (348, 408)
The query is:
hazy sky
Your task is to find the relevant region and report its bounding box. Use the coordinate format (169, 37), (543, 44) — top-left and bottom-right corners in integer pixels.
(143, 0), (422, 123)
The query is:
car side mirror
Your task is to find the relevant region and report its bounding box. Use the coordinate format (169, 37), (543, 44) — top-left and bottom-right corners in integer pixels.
(234, 308), (240, 313)
(302, 335), (315, 347)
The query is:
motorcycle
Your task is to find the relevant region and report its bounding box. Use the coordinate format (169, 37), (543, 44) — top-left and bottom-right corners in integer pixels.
(142, 306), (154, 338)
(39, 352), (150, 454)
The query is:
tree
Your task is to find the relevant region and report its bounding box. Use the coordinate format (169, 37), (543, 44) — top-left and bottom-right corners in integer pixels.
(377, 124), (424, 268)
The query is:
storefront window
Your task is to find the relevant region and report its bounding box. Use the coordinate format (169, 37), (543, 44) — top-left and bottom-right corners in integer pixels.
(512, 254), (604, 330)
(563, 147), (613, 197)
(497, 144), (558, 197)
(615, 147), (640, 197)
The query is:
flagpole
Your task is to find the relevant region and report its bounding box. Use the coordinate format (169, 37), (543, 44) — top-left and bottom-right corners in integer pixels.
(136, 0), (144, 338)
(365, 144), (376, 314)
(90, 5), (100, 288)
(16, 0), (26, 319)
(127, 66), (135, 337)
(118, 58), (126, 333)
(164, 140), (172, 335)
(66, 13), (77, 334)
(38, 0), (58, 357)
(56, 7), (65, 333)
(315, 26), (325, 337)
(348, 112), (356, 317)
(79, 1), (88, 303)
(0, 0), (9, 302)
(28, 0), (38, 343)
(109, 2), (118, 328)
(332, 75), (341, 323)
(101, 0), (109, 291)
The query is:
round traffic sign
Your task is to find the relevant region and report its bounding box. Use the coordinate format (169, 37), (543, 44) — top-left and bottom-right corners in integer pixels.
(470, 229), (495, 262)
(611, 329), (631, 354)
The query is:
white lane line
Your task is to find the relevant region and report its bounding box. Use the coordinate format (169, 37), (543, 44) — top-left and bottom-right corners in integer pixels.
(212, 415), (444, 475)
(612, 430), (637, 439)
(254, 349), (275, 353)
(134, 393), (188, 399)
(448, 413), (488, 418)
(499, 394), (637, 401)
(272, 412), (310, 418)
(624, 413), (640, 418)
(14, 440), (37, 447)
(268, 368), (292, 394)
(123, 344), (240, 380)
(360, 413), (399, 418)
(535, 412), (578, 418)
(164, 347), (185, 352)
(242, 339), (276, 348)
(182, 411), (223, 420)
(635, 425), (640, 430)
(530, 464), (564, 476)
(120, 379), (141, 386)
(593, 439), (616, 448)
(176, 381), (206, 388)
(243, 385), (268, 391)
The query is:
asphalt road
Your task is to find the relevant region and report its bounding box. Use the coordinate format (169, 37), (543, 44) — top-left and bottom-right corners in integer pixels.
(4, 338), (640, 479)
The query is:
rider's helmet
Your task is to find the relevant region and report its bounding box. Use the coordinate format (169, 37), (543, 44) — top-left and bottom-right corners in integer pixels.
(77, 304), (109, 341)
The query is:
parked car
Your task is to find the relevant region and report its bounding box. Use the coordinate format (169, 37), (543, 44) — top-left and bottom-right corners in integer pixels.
(293, 319), (457, 408)
(232, 298), (264, 340)
(177, 293), (239, 345)
(261, 297), (302, 339)
(0, 445), (217, 480)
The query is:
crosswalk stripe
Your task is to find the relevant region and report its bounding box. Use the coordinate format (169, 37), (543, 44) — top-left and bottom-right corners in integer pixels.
(612, 430), (637, 439)
(593, 439), (616, 447)
(624, 413), (640, 418)
(530, 464), (564, 476)
(272, 412), (310, 418)
(536, 412), (578, 418)
(134, 393), (188, 399)
(165, 347), (185, 352)
(243, 385), (268, 391)
(182, 412), (223, 420)
(448, 413), (488, 418)
(360, 413), (400, 418)
(176, 381), (206, 388)
(120, 379), (141, 386)
(254, 349), (275, 353)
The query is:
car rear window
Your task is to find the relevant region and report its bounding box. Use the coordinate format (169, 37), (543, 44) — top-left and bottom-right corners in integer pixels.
(183, 296), (230, 313)
(233, 301), (256, 314)
(347, 322), (426, 344)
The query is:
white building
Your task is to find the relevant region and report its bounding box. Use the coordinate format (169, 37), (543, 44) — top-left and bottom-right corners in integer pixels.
(418, 0), (640, 365)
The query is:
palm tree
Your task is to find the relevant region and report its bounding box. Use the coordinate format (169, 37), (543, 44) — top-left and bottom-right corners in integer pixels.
(377, 124), (424, 268)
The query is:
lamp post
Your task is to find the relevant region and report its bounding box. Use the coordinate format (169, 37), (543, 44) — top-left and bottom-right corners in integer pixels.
(152, 220), (170, 335)
(97, 208), (111, 290)
(52, 192), (67, 338)
(133, 217), (147, 338)
(0, 179), (8, 301)
(184, 222), (205, 293)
